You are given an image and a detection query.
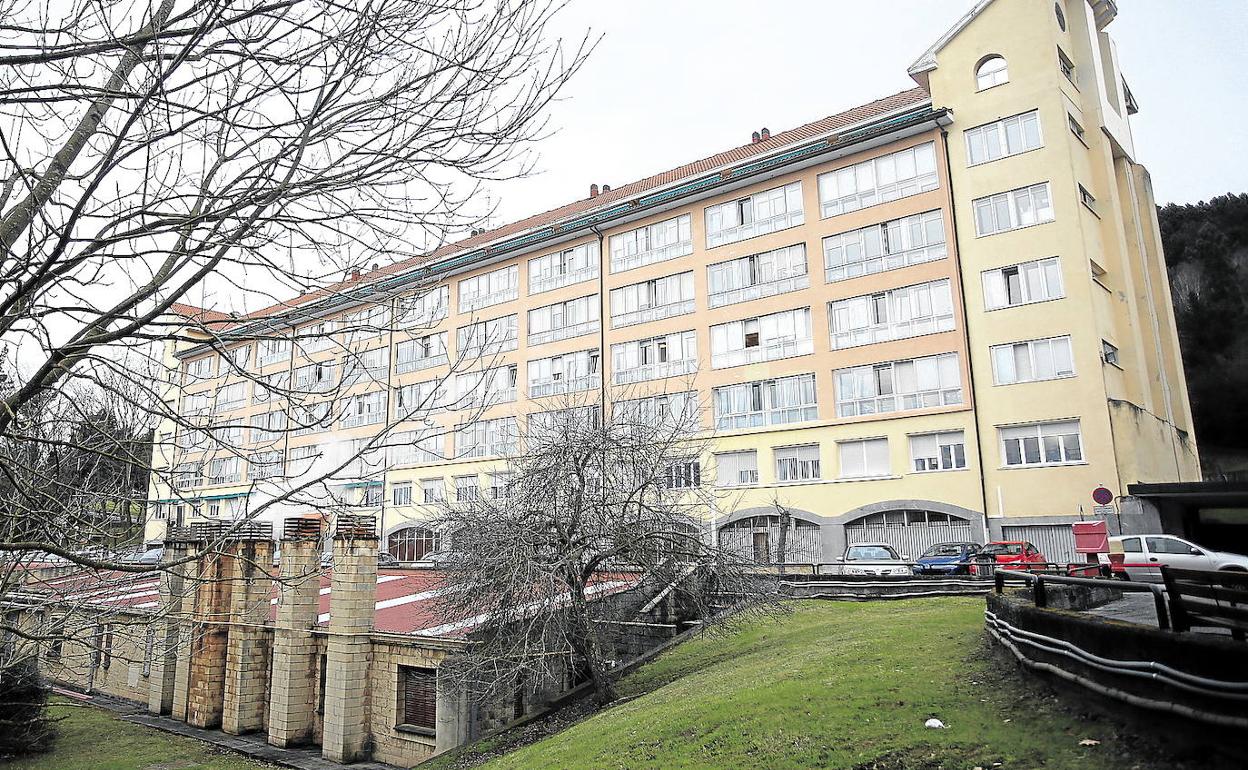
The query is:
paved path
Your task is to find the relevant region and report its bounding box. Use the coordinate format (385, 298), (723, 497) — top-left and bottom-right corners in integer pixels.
(61, 690), (403, 770)
(1084, 592), (1232, 636)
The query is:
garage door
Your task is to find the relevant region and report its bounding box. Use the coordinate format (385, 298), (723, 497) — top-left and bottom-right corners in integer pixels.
(719, 515), (821, 564)
(845, 510), (977, 560)
(1001, 524), (1077, 564)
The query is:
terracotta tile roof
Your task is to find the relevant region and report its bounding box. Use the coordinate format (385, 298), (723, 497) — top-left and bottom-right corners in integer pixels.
(195, 86), (931, 327)
(166, 302), (233, 325)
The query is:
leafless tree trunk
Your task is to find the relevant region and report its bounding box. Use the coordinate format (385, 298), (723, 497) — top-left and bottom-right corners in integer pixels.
(430, 392), (778, 707)
(0, 0), (590, 695)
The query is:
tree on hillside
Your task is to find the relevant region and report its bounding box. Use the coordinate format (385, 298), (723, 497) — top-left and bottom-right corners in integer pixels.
(430, 395), (777, 707)
(0, 1), (590, 750)
(1158, 194), (1248, 452)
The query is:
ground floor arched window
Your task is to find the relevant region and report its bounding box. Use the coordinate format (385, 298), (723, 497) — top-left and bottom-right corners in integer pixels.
(718, 515), (820, 564)
(387, 526), (438, 562)
(844, 509), (973, 558)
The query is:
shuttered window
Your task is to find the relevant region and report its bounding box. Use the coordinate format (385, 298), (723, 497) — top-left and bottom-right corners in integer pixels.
(399, 666), (437, 731)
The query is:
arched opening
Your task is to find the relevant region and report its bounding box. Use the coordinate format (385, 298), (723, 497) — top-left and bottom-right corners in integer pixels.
(387, 526), (438, 562)
(975, 55), (1009, 90)
(844, 509), (973, 559)
(719, 515), (820, 564)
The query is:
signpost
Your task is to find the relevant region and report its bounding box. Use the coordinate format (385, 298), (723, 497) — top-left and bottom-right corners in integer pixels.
(1092, 486), (1114, 506)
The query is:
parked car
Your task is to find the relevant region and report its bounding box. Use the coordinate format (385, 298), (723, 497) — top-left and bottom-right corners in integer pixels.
(839, 542), (912, 576)
(969, 541), (1046, 575)
(113, 545), (163, 565)
(915, 542), (981, 575)
(1109, 534), (1248, 582)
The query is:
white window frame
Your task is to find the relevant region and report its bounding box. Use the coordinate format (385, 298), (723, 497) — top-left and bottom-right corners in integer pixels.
(528, 295), (600, 346)
(611, 330), (698, 385)
(705, 182), (804, 248)
(982, 257), (1064, 310)
(609, 272), (695, 328)
(392, 483), (413, 507)
(527, 349), (601, 398)
(710, 307), (813, 369)
(972, 182), (1055, 237)
(976, 55), (1009, 90)
(823, 210), (946, 283)
(991, 336), (1075, 385)
(458, 265), (518, 313)
(817, 143), (938, 219)
(828, 279), (954, 350)
(835, 353), (963, 418)
(457, 314), (519, 357)
(609, 214), (693, 273)
(964, 110), (1043, 166)
(712, 373), (818, 430)
(775, 444), (821, 483)
(909, 431), (967, 473)
(398, 286), (449, 328)
(706, 244), (809, 309)
(838, 438), (890, 479)
(340, 390), (388, 428)
(714, 450), (759, 487)
(528, 242), (599, 294)
(1000, 419), (1083, 468)
(395, 332), (448, 373)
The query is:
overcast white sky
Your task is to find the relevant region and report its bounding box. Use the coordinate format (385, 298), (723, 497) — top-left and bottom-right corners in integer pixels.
(485, 0), (1248, 226)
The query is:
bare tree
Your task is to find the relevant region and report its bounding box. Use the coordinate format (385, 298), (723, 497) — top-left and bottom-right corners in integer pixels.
(430, 393), (777, 707)
(0, 0), (592, 729)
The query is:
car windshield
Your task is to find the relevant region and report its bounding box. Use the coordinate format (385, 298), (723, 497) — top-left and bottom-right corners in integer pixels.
(981, 543), (1024, 556)
(846, 545), (899, 561)
(922, 544), (966, 558)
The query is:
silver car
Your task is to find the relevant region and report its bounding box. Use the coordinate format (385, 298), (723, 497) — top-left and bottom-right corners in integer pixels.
(838, 542), (912, 576)
(1110, 534), (1248, 582)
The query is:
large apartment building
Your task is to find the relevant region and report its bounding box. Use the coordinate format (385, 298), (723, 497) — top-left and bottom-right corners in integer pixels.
(147, 0), (1199, 565)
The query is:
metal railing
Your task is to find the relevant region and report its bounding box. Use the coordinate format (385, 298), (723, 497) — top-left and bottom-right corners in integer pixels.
(994, 567), (1170, 631)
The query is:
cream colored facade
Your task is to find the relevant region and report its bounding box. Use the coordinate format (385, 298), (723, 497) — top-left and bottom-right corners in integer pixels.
(146, 0), (1198, 564)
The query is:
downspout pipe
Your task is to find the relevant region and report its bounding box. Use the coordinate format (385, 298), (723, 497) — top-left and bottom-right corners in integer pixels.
(590, 224), (608, 423)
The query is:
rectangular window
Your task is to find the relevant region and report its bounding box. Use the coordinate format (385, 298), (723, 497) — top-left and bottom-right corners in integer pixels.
(421, 478), (445, 504)
(705, 182), (804, 248)
(398, 286), (449, 328)
(835, 352), (962, 418)
(187, 355), (217, 380)
(453, 365), (518, 409)
(392, 483), (413, 506)
(529, 242), (600, 294)
(1068, 113), (1087, 144)
(1000, 420), (1083, 467)
(214, 382), (246, 412)
(252, 371), (289, 405)
(839, 438), (890, 479)
(707, 244), (809, 308)
(341, 391), (388, 428)
(714, 450), (759, 487)
(341, 347), (390, 387)
(611, 330), (698, 385)
(208, 456), (242, 485)
(712, 373), (818, 430)
(173, 462), (203, 489)
(775, 444), (821, 482)
(528, 295), (600, 346)
(398, 666), (437, 732)
(227, 344), (252, 371)
(982, 257), (1064, 310)
(991, 336), (1075, 385)
(395, 379), (448, 419)
(664, 459), (701, 489)
(527, 349), (600, 398)
(294, 361), (337, 392)
(964, 110), (1043, 166)
(609, 214), (693, 273)
(973, 182), (1055, 236)
(360, 483), (383, 507)
(395, 333), (448, 373)
(288, 444), (321, 475)
(250, 410), (287, 444)
(248, 450), (284, 480)
(710, 307), (813, 369)
(340, 305), (391, 345)
(614, 391), (698, 429)
(609, 272), (695, 327)
(257, 338), (291, 367)
(1102, 340), (1120, 366)
(454, 417), (518, 459)
(909, 431), (967, 472)
(529, 405), (601, 437)
(454, 475), (480, 503)
(823, 210), (946, 283)
(296, 320), (336, 353)
(487, 472), (513, 500)
(817, 142), (938, 218)
(1058, 47), (1076, 85)
(828, 279), (954, 350)
(457, 314), (519, 357)
(1078, 184), (1097, 213)
(181, 391), (212, 415)
(388, 430), (443, 466)
(458, 264), (518, 313)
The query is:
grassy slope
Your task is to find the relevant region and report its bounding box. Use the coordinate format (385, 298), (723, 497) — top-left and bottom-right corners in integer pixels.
(8, 703), (271, 770)
(460, 598), (1163, 770)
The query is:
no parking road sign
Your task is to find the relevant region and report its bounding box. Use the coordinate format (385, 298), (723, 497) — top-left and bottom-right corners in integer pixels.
(1092, 486), (1114, 506)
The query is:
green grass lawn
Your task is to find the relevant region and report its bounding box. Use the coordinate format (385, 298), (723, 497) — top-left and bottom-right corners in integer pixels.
(7, 702), (272, 770)
(432, 598), (1203, 770)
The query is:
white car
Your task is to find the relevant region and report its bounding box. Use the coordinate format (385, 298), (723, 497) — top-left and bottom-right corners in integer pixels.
(1110, 534), (1248, 583)
(838, 542), (912, 576)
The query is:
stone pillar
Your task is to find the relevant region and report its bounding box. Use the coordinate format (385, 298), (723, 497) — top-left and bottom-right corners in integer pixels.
(170, 527), (210, 722)
(222, 523), (275, 735)
(267, 517), (324, 748)
(148, 533), (195, 715)
(321, 514), (378, 763)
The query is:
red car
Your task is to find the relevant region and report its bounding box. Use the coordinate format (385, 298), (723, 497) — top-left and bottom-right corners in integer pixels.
(969, 541), (1046, 575)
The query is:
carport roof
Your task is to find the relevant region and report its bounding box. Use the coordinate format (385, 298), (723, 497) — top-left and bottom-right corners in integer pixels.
(1128, 481), (1248, 504)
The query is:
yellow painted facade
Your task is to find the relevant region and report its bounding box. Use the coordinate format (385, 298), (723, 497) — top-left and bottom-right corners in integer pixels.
(146, 0), (1198, 563)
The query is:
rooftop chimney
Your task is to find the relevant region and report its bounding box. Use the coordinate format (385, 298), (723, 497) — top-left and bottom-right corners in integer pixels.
(589, 183), (599, 198)
(602, 184), (611, 193)
(349, 267), (361, 281)
(751, 130), (761, 143)
(760, 127), (771, 141)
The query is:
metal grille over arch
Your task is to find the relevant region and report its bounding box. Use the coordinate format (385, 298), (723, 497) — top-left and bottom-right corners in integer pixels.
(844, 509), (973, 559)
(719, 514), (821, 564)
(386, 526), (438, 562)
